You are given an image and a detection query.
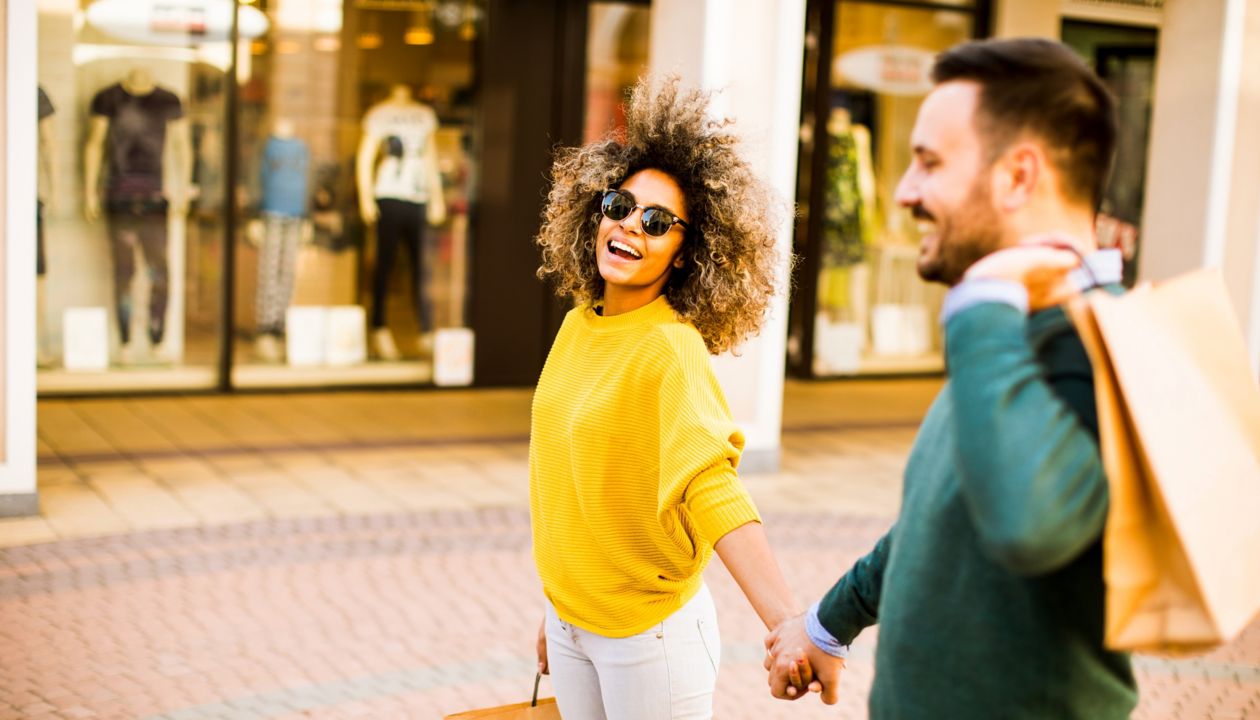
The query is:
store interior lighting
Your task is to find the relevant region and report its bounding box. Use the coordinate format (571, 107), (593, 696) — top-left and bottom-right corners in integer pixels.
(405, 8), (435, 45)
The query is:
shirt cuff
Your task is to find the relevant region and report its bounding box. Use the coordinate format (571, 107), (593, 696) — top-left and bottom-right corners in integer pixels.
(940, 278), (1029, 324)
(806, 601), (850, 658)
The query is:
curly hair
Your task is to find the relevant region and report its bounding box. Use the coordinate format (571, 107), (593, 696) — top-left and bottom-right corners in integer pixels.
(535, 77), (785, 355)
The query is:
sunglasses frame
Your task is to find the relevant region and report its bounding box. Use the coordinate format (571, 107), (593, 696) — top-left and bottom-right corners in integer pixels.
(598, 189), (690, 238)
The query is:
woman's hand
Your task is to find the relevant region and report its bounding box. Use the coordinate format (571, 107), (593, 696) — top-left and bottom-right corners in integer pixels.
(537, 616), (549, 675)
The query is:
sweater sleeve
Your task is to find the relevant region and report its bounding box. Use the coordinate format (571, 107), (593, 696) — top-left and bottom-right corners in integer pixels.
(657, 336), (760, 548)
(945, 302), (1107, 576)
(815, 528), (892, 644)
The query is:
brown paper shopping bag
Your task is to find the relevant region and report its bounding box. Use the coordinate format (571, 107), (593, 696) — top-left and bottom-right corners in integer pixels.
(1067, 268), (1260, 654)
(443, 674), (561, 719)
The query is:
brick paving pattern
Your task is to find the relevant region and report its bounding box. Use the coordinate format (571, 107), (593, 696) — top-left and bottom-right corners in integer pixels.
(4, 383), (1258, 718)
(2, 504), (1258, 718)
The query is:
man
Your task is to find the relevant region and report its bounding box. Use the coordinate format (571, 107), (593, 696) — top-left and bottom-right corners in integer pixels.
(765, 38), (1137, 718)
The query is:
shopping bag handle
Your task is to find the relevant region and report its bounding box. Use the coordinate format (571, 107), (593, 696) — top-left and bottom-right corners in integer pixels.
(1063, 244), (1104, 292)
(532, 672), (542, 707)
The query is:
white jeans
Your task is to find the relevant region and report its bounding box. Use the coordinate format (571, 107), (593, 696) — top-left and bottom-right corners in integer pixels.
(545, 584), (721, 720)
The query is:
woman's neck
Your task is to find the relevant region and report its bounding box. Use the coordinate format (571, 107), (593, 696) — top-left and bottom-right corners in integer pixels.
(601, 288), (664, 316)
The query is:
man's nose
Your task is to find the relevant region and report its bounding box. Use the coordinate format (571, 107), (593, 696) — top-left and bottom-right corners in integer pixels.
(893, 171), (918, 208)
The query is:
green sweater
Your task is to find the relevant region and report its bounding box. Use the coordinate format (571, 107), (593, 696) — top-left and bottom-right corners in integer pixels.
(817, 300), (1137, 719)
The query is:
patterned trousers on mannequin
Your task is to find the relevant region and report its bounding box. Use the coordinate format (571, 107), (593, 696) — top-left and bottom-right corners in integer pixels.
(257, 213), (302, 336)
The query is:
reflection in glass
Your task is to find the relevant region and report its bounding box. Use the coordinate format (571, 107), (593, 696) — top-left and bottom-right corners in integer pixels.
(810, 3), (972, 377)
(584, 3), (651, 143)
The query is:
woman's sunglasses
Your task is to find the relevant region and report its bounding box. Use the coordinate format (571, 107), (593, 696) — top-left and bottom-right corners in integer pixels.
(599, 189), (689, 238)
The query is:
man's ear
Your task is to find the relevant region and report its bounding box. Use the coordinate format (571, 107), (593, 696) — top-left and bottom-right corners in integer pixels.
(994, 142), (1043, 212)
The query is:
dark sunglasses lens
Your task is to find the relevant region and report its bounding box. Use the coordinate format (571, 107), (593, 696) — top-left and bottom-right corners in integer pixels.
(601, 191), (633, 221)
(641, 209), (673, 237)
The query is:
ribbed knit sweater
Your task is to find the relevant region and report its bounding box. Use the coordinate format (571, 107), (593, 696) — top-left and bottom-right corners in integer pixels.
(529, 295), (761, 637)
(817, 300), (1137, 718)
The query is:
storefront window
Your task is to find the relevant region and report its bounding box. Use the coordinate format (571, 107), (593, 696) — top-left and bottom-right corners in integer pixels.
(36, 0), (234, 391)
(797, 1), (978, 377)
(36, 0), (482, 393)
(231, 0), (480, 387)
(1063, 20), (1157, 287)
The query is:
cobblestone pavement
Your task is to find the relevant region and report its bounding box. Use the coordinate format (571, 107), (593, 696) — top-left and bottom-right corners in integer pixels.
(4, 498), (1260, 718)
(4, 384), (1259, 718)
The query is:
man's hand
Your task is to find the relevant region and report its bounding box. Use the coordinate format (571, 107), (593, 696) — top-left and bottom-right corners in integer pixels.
(964, 235), (1084, 312)
(764, 613), (844, 704)
(536, 616), (549, 675)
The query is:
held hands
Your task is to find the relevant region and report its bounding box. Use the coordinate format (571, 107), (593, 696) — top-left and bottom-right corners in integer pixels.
(963, 234), (1085, 313)
(764, 613), (844, 705)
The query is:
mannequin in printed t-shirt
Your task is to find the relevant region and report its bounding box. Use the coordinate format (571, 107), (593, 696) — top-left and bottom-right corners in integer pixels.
(355, 83), (446, 361)
(83, 67), (191, 365)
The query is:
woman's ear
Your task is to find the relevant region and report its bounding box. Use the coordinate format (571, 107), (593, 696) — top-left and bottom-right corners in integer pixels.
(672, 255), (685, 269)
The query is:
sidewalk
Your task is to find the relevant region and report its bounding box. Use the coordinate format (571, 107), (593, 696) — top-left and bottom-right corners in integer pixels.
(1, 380), (1256, 719)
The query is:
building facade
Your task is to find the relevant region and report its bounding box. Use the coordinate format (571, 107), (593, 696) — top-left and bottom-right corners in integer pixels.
(3, 0), (1259, 513)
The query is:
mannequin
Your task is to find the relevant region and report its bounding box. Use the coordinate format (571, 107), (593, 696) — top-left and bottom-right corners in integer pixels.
(84, 67), (191, 364)
(819, 107), (876, 323)
(37, 85), (59, 367)
(355, 83), (446, 361)
(253, 117), (311, 362)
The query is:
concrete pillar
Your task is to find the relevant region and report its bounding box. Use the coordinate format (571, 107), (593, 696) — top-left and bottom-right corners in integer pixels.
(1140, 0), (1260, 373)
(1, 0), (39, 515)
(649, 0), (806, 472)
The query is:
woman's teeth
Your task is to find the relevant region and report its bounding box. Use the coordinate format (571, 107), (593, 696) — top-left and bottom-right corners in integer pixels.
(609, 240), (642, 259)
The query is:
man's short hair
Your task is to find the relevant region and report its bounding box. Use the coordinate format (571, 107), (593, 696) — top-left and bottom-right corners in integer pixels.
(932, 38), (1118, 211)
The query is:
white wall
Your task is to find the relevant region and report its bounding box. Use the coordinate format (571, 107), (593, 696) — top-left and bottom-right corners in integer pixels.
(650, 0), (806, 472)
(1140, 0), (1260, 372)
(1, 0), (39, 515)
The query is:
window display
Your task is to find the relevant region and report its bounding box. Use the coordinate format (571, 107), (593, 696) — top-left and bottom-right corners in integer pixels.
(792, 1), (984, 377)
(37, 0), (482, 393)
(230, 0), (479, 387)
(37, 0), (230, 391)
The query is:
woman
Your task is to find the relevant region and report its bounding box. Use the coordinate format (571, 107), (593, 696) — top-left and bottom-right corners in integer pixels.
(529, 78), (810, 719)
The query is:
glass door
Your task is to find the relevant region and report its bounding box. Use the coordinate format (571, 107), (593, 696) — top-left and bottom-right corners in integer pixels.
(789, 0), (988, 378)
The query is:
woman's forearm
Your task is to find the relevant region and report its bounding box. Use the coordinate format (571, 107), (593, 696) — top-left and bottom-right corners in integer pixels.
(714, 520), (799, 630)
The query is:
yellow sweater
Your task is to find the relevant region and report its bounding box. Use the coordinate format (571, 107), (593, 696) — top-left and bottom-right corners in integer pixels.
(530, 295), (761, 637)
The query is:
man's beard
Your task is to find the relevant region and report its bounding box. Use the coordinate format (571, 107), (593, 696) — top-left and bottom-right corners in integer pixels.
(914, 178), (1005, 287)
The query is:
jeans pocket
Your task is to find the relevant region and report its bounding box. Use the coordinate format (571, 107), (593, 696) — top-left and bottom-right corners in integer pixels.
(696, 619), (719, 675)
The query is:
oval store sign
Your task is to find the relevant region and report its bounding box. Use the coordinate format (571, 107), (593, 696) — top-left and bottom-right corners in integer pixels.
(86, 0), (269, 46)
(834, 45), (935, 97)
